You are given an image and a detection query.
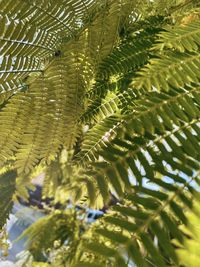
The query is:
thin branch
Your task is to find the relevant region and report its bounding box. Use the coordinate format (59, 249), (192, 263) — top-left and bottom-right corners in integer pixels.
(0, 38), (54, 53)
(0, 69), (43, 74)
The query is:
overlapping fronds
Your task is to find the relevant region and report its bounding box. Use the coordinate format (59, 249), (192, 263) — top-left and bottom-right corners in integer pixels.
(73, 84), (200, 204)
(19, 210), (79, 257)
(133, 51), (200, 91)
(0, 15), (58, 57)
(84, 116), (200, 202)
(86, 17), (164, 100)
(0, 170), (16, 230)
(0, 0), (142, 174)
(87, 0), (138, 68)
(0, 40), (89, 172)
(0, 0), (96, 37)
(78, 21), (165, 164)
(81, 91), (123, 125)
(96, 40), (150, 80)
(96, 28), (160, 80)
(1, 1), (200, 266)
(0, 77), (56, 172)
(78, 87), (140, 164)
(67, 8), (200, 265)
(75, 176), (200, 267)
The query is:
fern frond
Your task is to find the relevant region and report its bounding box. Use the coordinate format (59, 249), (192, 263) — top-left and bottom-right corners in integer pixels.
(0, 0), (96, 37)
(133, 51), (200, 91)
(96, 31), (156, 80)
(77, 115), (120, 163)
(90, 118), (200, 200)
(87, 0), (135, 68)
(44, 35), (92, 156)
(0, 15), (57, 58)
(0, 92), (33, 163)
(0, 56), (42, 83)
(14, 77), (56, 173)
(125, 85), (200, 132)
(81, 90), (128, 123)
(87, 19), (164, 99)
(154, 20), (200, 52)
(79, 84), (200, 160)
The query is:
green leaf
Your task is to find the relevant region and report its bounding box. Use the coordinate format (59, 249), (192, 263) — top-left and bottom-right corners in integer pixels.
(127, 194), (160, 210)
(128, 242), (148, 267)
(113, 205), (149, 221)
(115, 162), (131, 190)
(95, 229), (128, 244)
(85, 242), (116, 257)
(95, 173), (110, 203)
(105, 216), (138, 232)
(140, 232), (166, 267)
(106, 168), (123, 197)
(170, 201), (187, 224)
(86, 179), (96, 206)
(0, 170), (16, 229)
(150, 221), (178, 263)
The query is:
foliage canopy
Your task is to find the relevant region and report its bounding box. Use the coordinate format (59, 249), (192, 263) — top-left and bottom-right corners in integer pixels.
(0, 0), (200, 266)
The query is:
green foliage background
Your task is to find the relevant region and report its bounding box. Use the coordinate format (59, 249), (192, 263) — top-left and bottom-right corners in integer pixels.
(0, 0), (200, 266)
